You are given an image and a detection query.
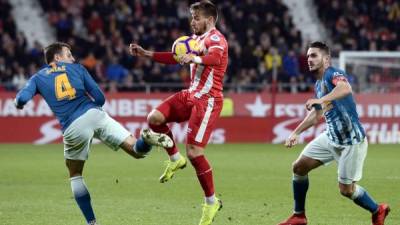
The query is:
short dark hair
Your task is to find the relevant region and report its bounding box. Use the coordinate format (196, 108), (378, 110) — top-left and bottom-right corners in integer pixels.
(309, 41), (330, 56)
(44, 42), (71, 64)
(190, 1), (218, 23)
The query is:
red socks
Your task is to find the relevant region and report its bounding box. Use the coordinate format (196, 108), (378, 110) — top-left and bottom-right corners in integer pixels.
(190, 155), (215, 197)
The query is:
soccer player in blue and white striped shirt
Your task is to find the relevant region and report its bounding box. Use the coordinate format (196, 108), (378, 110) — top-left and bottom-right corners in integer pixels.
(278, 42), (390, 225)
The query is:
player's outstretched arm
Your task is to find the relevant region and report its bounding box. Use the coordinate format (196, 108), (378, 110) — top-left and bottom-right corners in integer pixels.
(14, 76), (37, 110)
(285, 108), (323, 148)
(129, 43), (177, 65)
(129, 44), (153, 57)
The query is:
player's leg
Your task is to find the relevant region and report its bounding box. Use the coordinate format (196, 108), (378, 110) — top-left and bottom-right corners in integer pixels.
(93, 110), (173, 158)
(186, 97), (223, 225)
(336, 138), (390, 225)
(63, 114), (97, 225)
(186, 144), (222, 225)
(292, 156), (322, 212)
(279, 132), (334, 225)
(66, 159), (97, 225)
(150, 91), (192, 182)
(147, 109), (180, 158)
(147, 91), (191, 159)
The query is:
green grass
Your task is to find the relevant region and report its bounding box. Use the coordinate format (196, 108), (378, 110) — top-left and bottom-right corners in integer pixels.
(0, 144), (398, 225)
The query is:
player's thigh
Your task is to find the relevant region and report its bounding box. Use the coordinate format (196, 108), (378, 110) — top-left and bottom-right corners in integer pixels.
(301, 132), (335, 165)
(187, 97), (223, 148)
(337, 138), (368, 184)
(63, 110), (99, 161)
(94, 111), (131, 151)
(156, 90), (192, 123)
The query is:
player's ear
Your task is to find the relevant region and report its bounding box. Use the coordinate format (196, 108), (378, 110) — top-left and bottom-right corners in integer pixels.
(323, 55), (331, 66)
(53, 53), (61, 62)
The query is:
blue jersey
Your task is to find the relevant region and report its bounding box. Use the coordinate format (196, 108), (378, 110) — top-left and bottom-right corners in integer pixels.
(15, 62), (105, 131)
(314, 66), (365, 145)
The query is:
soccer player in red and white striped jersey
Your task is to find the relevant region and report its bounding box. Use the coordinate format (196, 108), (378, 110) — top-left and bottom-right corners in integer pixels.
(129, 1), (227, 224)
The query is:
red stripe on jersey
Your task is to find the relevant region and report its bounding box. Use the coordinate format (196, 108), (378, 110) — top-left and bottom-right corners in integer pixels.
(332, 76), (347, 85)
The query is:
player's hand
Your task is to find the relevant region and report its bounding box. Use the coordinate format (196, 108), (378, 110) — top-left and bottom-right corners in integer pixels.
(305, 98), (322, 111)
(14, 98), (23, 110)
(285, 133), (299, 148)
(179, 54), (195, 65)
(129, 43), (147, 57)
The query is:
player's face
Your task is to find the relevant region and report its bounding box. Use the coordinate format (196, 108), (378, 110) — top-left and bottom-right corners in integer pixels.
(307, 47), (326, 73)
(55, 47), (75, 63)
(190, 10), (210, 35)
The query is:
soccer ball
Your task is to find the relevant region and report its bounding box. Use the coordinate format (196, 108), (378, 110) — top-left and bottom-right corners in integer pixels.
(172, 36), (200, 62)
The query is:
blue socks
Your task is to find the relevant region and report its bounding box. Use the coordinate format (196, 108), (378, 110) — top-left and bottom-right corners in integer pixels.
(293, 174), (309, 213)
(292, 174), (378, 214)
(351, 185), (379, 213)
(134, 137), (152, 154)
(70, 176), (96, 224)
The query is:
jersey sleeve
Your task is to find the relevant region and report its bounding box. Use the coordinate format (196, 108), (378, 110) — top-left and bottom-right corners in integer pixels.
(326, 70), (348, 86)
(153, 52), (178, 64)
(15, 75), (38, 107)
(80, 65), (105, 106)
(204, 33), (227, 53)
(201, 33), (226, 66)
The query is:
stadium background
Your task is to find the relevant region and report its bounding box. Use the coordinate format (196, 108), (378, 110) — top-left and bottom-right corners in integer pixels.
(1, 0), (399, 144)
(0, 0), (399, 225)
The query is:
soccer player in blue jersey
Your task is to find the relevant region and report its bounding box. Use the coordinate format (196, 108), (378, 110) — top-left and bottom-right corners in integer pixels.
(14, 42), (173, 225)
(278, 42), (390, 225)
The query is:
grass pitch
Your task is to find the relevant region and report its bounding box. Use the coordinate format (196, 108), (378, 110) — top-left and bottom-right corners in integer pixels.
(0, 144), (398, 225)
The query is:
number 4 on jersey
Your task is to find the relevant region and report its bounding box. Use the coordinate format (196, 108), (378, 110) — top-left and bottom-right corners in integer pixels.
(55, 73), (76, 100)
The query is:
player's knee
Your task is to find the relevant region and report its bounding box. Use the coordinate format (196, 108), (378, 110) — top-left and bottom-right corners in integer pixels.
(65, 159), (84, 177)
(147, 110), (164, 125)
(339, 185), (354, 198)
(186, 144), (203, 159)
(292, 161), (307, 176)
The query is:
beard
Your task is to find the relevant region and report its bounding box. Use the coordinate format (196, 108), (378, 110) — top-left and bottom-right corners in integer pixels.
(193, 23), (208, 35)
(309, 62), (323, 74)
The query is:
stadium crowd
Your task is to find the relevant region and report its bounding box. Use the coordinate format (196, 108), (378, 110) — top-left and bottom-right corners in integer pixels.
(1, 0), (399, 93)
(1, 0), (311, 93)
(315, 0), (400, 55)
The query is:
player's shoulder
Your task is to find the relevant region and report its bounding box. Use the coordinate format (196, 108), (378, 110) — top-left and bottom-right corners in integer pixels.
(207, 29), (226, 41)
(63, 62), (88, 75)
(62, 62), (84, 70)
(326, 66), (347, 77)
(204, 28), (227, 49)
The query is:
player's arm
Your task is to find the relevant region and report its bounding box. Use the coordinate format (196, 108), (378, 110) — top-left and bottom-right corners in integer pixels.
(305, 77), (352, 110)
(180, 46), (223, 66)
(81, 65), (105, 106)
(285, 107), (323, 148)
(14, 76), (38, 109)
(129, 43), (177, 64)
(319, 80), (352, 102)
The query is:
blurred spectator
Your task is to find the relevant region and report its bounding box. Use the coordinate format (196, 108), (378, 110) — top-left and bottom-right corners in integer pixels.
(12, 66), (27, 91)
(0, 0), (310, 91)
(283, 50), (299, 78)
(106, 57), (128, 83)
(264, 47), (282, 72)
(315, 0), (400, 56)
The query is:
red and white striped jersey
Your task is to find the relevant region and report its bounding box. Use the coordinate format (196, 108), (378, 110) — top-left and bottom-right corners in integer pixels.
(189, 28), (228, 99)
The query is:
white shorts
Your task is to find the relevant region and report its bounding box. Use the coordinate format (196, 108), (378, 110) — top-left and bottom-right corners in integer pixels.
(63, 108), (131, 160)
(301, 132), (368, 184)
